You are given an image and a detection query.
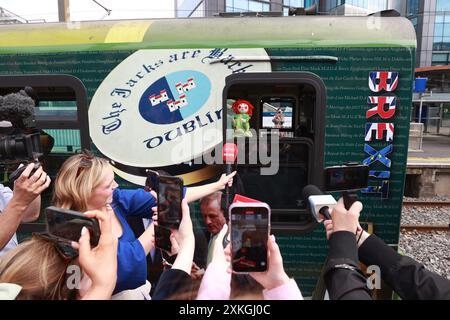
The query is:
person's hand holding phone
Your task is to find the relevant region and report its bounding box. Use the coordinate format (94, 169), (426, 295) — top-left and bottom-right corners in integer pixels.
(171, 199), (195, 275)
(329, 197), (362, 234)
(323, 197), (370, 247)
(157, 175), (183, 228)
(152, 204), (179, 256)
(225, 235), (290, 290)
(190, 262), (205, 280)
(77, 208), (118, 300)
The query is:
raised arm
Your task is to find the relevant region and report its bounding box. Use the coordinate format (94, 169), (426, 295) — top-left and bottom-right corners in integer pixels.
(185, 171), (236, 203)
(0, 164), (50, 250)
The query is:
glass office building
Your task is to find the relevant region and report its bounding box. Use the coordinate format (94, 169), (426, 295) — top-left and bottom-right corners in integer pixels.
(175, 0), (207, 17)
(175, 0), (320, 17)
(404, 0), (450, 67)
(320, 0), (389, 15)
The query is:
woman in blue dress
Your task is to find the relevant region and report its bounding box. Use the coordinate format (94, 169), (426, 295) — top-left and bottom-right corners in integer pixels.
(52, 151), (235, 296)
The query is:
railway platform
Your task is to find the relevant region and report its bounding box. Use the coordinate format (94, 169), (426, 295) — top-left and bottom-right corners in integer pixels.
(406, 134), (450, 197)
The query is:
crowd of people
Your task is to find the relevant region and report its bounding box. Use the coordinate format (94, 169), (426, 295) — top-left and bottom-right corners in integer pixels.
(0, 151), (448, 300)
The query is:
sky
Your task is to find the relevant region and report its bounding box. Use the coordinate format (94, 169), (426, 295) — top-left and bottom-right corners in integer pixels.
(0, 0), (175, 23)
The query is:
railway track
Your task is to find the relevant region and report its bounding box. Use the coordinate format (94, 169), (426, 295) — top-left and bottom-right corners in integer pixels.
(403, 201), (450, 207)
(400, 225), (450, 232)
(402, 200), (450, 232)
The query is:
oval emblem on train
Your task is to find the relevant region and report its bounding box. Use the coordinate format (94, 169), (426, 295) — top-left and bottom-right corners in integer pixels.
(89, 48), (271, 185)
(139, 70), (211, 125)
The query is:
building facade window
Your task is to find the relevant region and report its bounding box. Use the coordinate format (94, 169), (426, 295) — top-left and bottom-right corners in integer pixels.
(325, 0), (387, 13)
(433, 11), (450, 52)
(436, 0), (450, 12)
(325, 0), (344, 11)
(346, 0), (387, 12)
(406, 0), (420, 16)
(190, 2), (205, 17)
(225, 0), (270, 12)
(282, 0), (318, 15)
(176, 0), (204, 17)
(432, 53), (450, 66)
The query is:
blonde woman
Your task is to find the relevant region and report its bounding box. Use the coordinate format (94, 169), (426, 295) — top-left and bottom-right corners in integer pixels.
(52, 151), (235, 296)
(0, 209), (117, 300)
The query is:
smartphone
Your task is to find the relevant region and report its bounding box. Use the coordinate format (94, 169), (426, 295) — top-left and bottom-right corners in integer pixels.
(45, 206), (100, 247)
(157, 175), (183, 229)
(324, 165), (369, 192)
(145, 169), (159, 192)
(154, 225), (172, 253)
(229, 202), (270, 273)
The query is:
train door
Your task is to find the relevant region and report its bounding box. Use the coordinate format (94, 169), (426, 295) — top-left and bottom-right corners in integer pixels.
(223, 72), (326, 233)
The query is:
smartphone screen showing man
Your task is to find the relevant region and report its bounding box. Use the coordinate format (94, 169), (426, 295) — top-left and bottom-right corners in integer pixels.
(157, 175), (183, 228)
(230, 203), (270, 273)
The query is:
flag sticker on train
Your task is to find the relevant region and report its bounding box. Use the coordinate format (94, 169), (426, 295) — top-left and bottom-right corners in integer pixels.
(369, 171), (391, 179)
(363, 144), (393, 168)
(139, 71), (210, 125)
(366, 96), (397, 119)
(365, 123), (394, 142)
(368, 71), (399, 92)
(363, 71), (399, 198)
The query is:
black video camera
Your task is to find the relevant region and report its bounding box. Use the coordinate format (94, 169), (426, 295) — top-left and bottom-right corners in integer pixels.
(0, 88), (44, 182)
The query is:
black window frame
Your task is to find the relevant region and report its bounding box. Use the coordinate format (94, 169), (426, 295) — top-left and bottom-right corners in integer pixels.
(222, 71), (326, 234)
(0, 74), (90, 150)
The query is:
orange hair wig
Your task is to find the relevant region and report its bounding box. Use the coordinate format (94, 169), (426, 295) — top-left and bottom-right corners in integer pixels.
(232, 99), (254, 116)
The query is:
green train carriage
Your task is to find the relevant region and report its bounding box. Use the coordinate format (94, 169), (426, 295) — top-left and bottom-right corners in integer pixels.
(0, 16), (416, 297)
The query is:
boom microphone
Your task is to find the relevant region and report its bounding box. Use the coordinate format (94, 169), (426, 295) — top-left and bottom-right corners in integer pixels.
(302, 184), (336, 222)
(0, 90), (35, 129)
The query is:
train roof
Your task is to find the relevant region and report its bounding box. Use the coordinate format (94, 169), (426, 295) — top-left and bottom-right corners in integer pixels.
(0, 16), (416, 54)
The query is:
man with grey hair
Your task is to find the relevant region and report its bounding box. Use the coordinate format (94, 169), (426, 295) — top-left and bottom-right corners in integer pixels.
(200, 191), (227, 267)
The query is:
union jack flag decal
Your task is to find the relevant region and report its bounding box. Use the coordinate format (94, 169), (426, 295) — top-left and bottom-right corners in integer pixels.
(365, 123), (394, 142)
(367, 96), (397, 119)
(369, 71), (399, 92)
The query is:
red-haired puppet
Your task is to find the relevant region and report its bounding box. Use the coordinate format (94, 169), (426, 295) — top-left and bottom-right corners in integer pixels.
(231, 99), (254, 137)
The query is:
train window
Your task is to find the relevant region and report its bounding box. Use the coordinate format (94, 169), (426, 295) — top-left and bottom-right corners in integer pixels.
(223, 72), (326, 234)
(0, 75), (89, 151)
(261, 96), (295, 130)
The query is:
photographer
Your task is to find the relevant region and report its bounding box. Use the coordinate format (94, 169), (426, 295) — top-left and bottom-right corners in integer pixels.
(0, 163), (50, 255)
(323, 198), (450, 300)
(0, 88), (52, 256)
